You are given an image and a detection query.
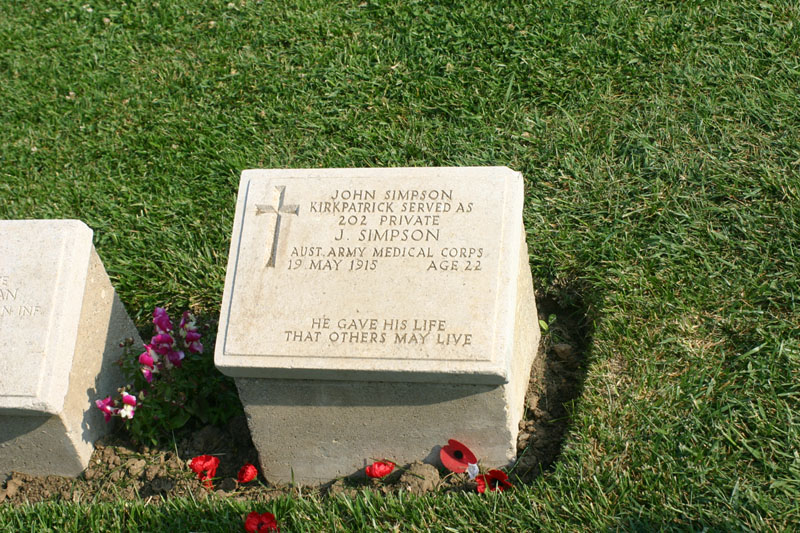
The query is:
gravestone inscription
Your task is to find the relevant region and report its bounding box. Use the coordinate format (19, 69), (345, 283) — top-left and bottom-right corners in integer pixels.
(216, 167), (539, 483)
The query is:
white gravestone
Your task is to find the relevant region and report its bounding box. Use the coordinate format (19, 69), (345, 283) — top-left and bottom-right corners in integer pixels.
(215, 167), (540, 483)
(0, 220), (141, 477)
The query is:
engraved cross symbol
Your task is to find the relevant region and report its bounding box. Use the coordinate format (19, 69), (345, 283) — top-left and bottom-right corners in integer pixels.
(255, 186), (299, 267)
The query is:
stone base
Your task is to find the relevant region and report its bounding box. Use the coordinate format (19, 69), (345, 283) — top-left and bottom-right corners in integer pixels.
(238, 378), (514, 484)
(238, 238), (539, 484)
(0, 249), (140, 477)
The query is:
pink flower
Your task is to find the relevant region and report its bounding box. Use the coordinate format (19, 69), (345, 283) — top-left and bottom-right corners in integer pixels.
(185, 330), (203, 354)
(238, 463), (258, 483)
(142, 344), (160, 363)
(180, 313), (203, 353)
(153, 307), (173, 333)
(95, 396), (118, 422)
(139, 351), (155, 369)
(190, 455), (220, 488)
(152, 333), (173, 344)
(188, 339), (203, 354)
(119, 392), (137, 419)
(166, 350), (185, 368)
(179, 311), (197, 334)
(139, 349), (159, 382)
(440, 439), (478, 474)
(122, 392), (136, 406)
(244, 511), (279, 532)
(151, 333), (174, 355)
(365, 460), (395, 478)
(475, 469), (513, 493)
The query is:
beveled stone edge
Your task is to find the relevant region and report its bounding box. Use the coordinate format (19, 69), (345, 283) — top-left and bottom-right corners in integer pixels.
(215, 167), (526, 384)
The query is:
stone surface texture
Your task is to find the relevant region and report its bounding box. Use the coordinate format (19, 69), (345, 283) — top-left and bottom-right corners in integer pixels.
(216, 167), (539, 483)
(0, 220), (140, 477)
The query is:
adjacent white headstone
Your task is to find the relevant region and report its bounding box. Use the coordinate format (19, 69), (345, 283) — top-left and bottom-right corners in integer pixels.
(0, 220), (141, 477)
(216, 167), (540, 483)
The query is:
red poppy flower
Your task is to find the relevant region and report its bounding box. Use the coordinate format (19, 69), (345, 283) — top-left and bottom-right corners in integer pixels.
(475, 469), (513, 493)
(238, 463), (258, 484)
(439, 439), (478, 473)
(190, 455), (220, 488)
(244, 511), (279, 532)
(365, 460), (395, 478)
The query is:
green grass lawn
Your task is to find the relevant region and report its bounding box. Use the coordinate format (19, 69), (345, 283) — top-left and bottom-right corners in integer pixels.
(2, 0), (799, 530)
